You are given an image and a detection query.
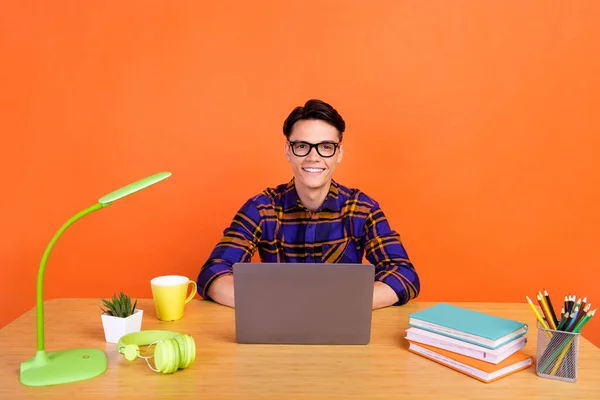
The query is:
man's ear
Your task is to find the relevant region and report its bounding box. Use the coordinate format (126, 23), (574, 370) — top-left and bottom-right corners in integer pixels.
(285, 141), (291, 162)
(337, 143), (343, 164)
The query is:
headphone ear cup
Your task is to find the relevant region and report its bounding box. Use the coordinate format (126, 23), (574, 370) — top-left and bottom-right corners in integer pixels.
(154, 339), (180, 374)
(123, 344), (140, 361)
(174, 334), (196, 369)
(185, 335), (196, 367)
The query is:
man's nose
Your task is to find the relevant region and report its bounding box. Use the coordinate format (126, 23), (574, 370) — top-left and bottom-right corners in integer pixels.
(306, 146), (321, 161)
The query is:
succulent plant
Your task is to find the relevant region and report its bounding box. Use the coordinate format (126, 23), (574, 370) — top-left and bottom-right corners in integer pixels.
(101, 292), (138, 318)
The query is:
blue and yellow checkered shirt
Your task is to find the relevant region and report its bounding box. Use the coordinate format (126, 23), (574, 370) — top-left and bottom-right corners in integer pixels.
(197, 179), (420, 306)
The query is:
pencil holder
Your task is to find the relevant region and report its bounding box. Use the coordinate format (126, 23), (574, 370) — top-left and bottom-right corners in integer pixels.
(535, 322), (580, 383)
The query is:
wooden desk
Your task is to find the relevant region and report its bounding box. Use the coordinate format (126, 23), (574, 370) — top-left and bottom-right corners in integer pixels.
(1, 299), (599, 399)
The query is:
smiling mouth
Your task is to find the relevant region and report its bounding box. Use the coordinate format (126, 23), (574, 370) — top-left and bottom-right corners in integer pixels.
(302, 167), (325, 173)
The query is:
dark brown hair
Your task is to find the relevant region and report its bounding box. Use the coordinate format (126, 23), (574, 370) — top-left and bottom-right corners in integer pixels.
(282, 99), (346, 141)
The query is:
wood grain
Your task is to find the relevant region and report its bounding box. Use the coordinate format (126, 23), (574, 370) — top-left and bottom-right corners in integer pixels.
(1, 299), (599, 399)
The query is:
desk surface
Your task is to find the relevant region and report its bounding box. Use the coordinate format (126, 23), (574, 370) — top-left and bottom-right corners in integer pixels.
(1, 299), (599, 399)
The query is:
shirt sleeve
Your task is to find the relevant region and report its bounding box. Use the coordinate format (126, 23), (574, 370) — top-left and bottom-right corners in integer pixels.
(196, 197), (263, 300)
(362, 202), (420, 306)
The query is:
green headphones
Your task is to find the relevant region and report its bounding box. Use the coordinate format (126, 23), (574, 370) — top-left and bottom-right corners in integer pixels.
(117, 330), (196, 374)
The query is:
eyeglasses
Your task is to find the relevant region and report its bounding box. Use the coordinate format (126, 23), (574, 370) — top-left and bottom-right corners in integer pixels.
(288, 141), (340, 158)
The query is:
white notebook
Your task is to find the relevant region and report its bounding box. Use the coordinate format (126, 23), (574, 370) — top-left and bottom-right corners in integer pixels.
(405, 327), (527, 364)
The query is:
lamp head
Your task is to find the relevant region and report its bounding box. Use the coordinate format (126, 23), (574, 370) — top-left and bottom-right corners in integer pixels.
(98, 172), (171, 206)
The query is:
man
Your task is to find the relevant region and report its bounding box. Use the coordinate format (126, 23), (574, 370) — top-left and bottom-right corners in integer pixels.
(196, 99), (420, 309)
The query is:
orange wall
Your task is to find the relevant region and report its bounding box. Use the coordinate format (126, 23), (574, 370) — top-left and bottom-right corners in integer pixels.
(1, 1), (599, 347)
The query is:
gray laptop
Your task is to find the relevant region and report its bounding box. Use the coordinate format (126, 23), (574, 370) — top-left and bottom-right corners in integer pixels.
(232, 262), (375, 345)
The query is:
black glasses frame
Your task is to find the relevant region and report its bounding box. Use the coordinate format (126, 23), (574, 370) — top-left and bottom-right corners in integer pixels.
(288, 141), (340, 158)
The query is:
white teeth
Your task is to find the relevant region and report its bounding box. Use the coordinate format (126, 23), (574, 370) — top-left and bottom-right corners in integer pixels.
(303, 168), (324, 173)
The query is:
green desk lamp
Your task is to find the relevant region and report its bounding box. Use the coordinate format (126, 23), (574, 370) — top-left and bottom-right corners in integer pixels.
(20, 171), (172, 387)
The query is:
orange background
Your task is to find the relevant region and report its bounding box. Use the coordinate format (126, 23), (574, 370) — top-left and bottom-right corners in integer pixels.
(1, 1), (599, 347)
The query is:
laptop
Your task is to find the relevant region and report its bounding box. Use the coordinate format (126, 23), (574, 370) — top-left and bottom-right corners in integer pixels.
(232, 262), (375, 345)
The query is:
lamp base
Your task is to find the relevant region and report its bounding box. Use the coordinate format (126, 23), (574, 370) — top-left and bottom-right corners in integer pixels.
(20, 349), (107, 387)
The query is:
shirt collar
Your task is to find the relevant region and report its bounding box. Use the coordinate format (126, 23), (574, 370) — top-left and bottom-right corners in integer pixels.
(283, 178), (341, 212)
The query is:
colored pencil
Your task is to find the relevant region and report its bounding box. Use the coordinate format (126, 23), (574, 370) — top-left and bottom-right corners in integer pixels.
(564, 307), (578, 331)
(579, 297), (588, 317)
(556, 312), (570, 331)
(544, 289), (559, 328)
(568, 306), (580, 329)
(568, 303), (591, 333)
(569, 295), (576, 313)
(526, 295), (551, 334)
(538, 293), (557, 330)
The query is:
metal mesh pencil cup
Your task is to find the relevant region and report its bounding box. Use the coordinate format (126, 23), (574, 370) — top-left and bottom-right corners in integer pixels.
(535, 322), (580, 382)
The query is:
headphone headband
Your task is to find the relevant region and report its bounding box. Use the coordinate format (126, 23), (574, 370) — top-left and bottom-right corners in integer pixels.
(118, 330), (180, 354)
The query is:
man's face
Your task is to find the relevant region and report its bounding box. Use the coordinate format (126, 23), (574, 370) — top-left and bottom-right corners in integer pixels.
(285, 119), (343, 192)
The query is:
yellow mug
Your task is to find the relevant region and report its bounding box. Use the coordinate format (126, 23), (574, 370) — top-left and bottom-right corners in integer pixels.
(150, 275), (197, 321)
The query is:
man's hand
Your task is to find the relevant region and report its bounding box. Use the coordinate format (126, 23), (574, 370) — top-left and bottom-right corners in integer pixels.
(372, 281), (399, 310)
(206, 274), (235, 308)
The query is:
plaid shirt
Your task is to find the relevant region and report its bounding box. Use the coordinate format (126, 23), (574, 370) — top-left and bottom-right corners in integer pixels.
(197, 179), (420, 306)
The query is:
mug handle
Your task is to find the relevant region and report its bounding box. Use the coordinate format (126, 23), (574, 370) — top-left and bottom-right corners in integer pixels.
(185, 280), (197, 304)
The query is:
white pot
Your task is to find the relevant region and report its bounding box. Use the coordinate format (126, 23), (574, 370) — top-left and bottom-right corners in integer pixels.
(101, 309), (144, 343)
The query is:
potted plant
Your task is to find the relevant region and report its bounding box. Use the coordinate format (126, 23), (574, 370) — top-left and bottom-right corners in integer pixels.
(100, 292), (143, 343)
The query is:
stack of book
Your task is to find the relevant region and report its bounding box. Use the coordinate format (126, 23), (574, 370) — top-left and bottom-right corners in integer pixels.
(405, 303), (532, 383)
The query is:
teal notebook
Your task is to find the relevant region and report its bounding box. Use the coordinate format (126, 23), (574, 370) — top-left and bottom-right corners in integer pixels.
(408, 303), (528, 350)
